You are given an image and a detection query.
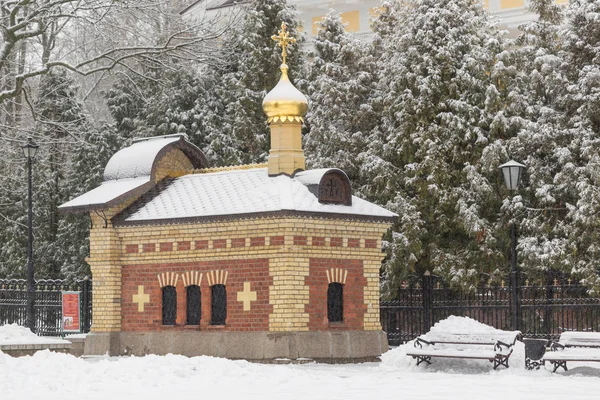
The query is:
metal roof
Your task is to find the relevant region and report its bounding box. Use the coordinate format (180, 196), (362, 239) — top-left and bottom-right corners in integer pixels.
(116, 168), (396, 225)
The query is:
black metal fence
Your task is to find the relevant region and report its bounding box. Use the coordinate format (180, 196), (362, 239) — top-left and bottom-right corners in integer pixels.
(381, 273), (600, 346)
(0, 278), (92, 336)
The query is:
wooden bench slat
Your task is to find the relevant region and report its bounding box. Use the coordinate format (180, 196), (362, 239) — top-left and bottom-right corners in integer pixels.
(407, 348), (499, 360)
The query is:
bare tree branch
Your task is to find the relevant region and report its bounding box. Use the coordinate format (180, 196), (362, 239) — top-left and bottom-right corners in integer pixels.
(0, 0), (234, 103)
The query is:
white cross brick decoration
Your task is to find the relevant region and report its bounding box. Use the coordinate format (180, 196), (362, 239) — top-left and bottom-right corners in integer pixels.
(132, 285), (150, 312)
(237, 282), (257, 311)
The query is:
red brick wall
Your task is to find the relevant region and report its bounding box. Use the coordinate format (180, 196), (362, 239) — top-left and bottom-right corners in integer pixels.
(306, 259), (366, 330)
(177, 241), (190, 251)
(330, 237), (343, 247)
(159, 242), (173, 252)
(143, 243), (156, 253)
(270, 236), (284, 246)
(365, 239), (378, 249)
(293, 236), (307, 246)
(312, 237), (325, 246)
(213, 239), (227, 249)
(121, 259), (272, 332)
(195, 240), (208, 250)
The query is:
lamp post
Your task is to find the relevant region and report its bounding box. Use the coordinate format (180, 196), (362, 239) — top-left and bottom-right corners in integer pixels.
(499, 160), (526, 331)
(22, 138), (39, 332)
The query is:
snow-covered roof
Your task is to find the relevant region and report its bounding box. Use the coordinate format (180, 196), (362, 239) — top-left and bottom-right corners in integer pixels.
(103, 136), (182, 181)
(59, 134), (208, 212)
(59, 177), (152, 211)
(294, 168), (338, 186)
(116, 167), (396, 225)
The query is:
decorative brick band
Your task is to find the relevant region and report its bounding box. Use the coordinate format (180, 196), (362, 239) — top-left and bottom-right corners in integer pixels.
(330, 237), (343, 247)
(160, 242), (173, 252)
(293, 236), (307, 246)
(365, 239), (378, 249)
(143, 243), (156, 253)
(126, 236), (374, 256)
(157, 272), (179, 288)
(206, 270), (228, 286)
(347, 238), (360, 248)
(312, 237), (325, 246)
(195, 240), (209, 250)
(231, 238), (246, 248)
(181, 271), (203, 287)
(213, 239), (227, 249)
(177, 241), (191, 251)
(270, 236), (284, 246)
(326, 268), (348, 284)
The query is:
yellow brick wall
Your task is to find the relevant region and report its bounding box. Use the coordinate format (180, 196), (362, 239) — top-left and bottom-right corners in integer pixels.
(87, 199), (141, 332)
(154, 148), (194, 182)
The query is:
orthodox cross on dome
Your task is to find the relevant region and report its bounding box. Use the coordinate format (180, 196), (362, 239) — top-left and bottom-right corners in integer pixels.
(272, 22), (296, 65)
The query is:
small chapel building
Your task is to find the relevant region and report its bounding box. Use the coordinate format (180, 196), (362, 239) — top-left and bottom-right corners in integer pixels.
(60, 24), (396, 361)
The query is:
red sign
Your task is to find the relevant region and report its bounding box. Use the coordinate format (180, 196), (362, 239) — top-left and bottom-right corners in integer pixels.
(62, 291), (81, 333)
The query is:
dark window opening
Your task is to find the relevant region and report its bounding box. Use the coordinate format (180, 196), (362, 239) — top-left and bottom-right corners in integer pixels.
(211, 284), (227, 325)
(162, 286), (177, 325)
(186, 285), (201, 325)
(327, 282), (344, 323)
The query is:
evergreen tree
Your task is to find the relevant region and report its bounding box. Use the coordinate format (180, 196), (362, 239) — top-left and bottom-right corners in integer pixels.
(56, 124), (123, 280)
(303, 10), (379, 193)
(498, 0), (574, 283)
(200, 0), (306, 166)
(560, 0), (600, 290)
(372, 0), (507, 293)
(0, 153), (28, 278)
(106, 60), (204, 142)
(0, 70), (95, 279)
(33, 70), (90, 278)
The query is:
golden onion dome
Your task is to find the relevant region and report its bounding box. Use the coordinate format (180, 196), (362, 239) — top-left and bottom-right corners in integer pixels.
(263, 64), (308, 123)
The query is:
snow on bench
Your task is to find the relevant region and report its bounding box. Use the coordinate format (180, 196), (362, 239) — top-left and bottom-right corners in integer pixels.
(406, 330), (522, 370)
(542, 332), (600, 372)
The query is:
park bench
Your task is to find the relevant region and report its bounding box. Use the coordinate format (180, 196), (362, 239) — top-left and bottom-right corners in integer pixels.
(542, 331), (600, 372)
(406, 330), (522, 370)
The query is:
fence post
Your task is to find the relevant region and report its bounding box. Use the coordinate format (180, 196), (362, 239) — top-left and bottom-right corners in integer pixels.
(423, 270), (433, 333)
(544, 279), (553, 339)
(82, 276), (90, 333)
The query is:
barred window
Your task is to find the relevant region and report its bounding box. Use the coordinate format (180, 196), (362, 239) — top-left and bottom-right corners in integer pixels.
(162, 286), (177, 325)
(327, 282), (344, 323)
(211, 284), (227, 325)
(186, 285), (201, 325)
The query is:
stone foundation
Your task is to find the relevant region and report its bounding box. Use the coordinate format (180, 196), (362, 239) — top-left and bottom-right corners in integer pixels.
(84, 330), (388, 362)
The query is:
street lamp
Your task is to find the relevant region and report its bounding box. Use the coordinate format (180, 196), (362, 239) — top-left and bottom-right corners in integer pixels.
(499, 160), (526, 331)
(22, 137), (39, 332)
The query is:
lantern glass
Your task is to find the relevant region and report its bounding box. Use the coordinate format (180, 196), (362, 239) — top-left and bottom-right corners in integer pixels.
(22, 138), (39, 159)
(499, 160), (526, 191)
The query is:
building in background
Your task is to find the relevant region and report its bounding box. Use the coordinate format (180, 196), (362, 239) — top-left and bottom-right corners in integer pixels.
(180, 0), (570, 40)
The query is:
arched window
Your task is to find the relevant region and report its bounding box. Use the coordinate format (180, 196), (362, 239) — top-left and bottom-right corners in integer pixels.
(327, 282), (344, 323)
(162, 286), (177, 325)
(186, 285), (201, 325)
(211, 284), (227, 325)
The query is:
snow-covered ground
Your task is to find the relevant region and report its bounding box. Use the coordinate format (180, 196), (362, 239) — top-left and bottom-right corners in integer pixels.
(2, 320), (600, 400)
(0, 324), (70, 345)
